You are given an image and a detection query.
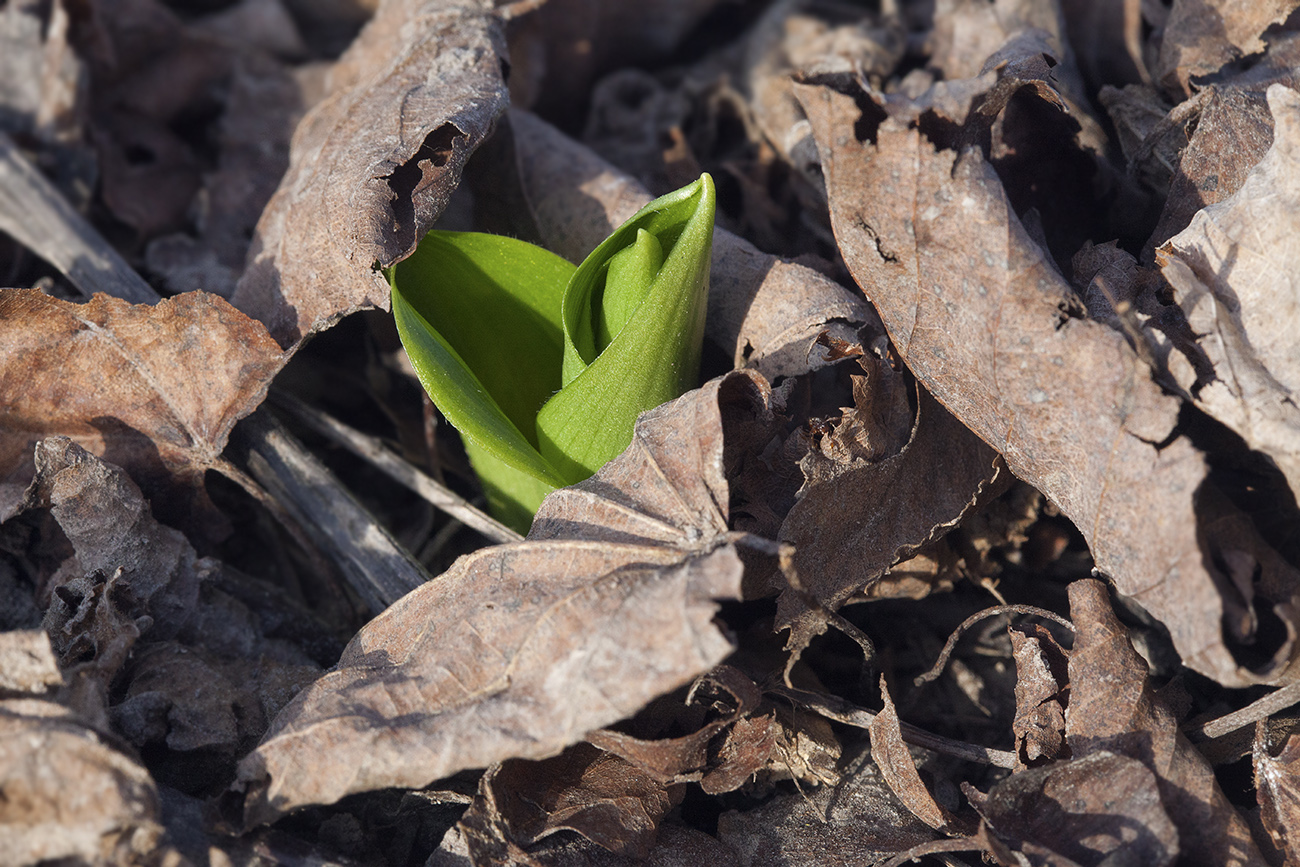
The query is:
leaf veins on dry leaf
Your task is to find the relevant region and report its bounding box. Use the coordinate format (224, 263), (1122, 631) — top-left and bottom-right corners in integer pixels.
(229, 373), (769, 827)
(795, 72), (1300, 688)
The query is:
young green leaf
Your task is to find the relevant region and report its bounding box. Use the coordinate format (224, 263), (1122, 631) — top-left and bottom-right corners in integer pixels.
(388, 232), (572, 526)
(388, 174), (716, 533)
(538, 174), (715, 483)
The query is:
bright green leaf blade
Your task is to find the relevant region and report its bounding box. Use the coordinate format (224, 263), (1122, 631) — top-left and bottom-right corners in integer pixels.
(539, 174), (716, 483)
(391, 286), (566, 493)
(559, 177), (711, 388)
(391, 231), (572, 442)
(597, 228), (663, 353)
(461, 437), (558, 534)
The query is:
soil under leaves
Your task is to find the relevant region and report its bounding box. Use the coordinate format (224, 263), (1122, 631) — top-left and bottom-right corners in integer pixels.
(3, 1), (1300, 865)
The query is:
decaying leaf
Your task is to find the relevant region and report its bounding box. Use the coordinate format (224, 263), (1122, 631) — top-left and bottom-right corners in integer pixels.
(1156, 0), (1300, 96)
(1254, 721), (1300, 862)
(1008, 623), (1069, 767)
(776, 384), (1002, 650)
(231, 0), (510, 349)
(869, 676), (961, 833)
(231, 373), (767, 826)
(1147, 35), (1300, 252)
(1065, 579), (1264, 866)
(1159, 84), (1300, 505)
(460, 743), (682, 863)
(503, 108), (880, 381)
(716, 744), (939, 865)
(0, 699), (170, 865)
(0, 291), (283, 528)
(968, 751), (1179, 867)
(797, 77), (1299, 687)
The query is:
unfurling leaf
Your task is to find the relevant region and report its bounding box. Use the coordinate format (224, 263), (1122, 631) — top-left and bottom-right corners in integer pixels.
(388, 174), (716, 532)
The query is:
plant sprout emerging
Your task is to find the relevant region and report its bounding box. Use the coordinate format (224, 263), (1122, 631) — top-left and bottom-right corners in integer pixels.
(387, 174), (716, 533)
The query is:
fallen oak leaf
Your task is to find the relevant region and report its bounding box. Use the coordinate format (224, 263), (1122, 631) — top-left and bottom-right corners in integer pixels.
(228, 372), (768, 827)
(231, 0), (510, 349)
(797, 78), (1296, 687)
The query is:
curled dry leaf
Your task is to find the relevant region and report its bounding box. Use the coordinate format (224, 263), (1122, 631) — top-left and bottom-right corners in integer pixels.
(869, 676), (962, 834)
(1159, 84), (1300, 504)
(967, 751), (1179, 867)
(503, 109), (880, 381)
(459, 743), (681, 863)
(797, 78), (1296, 687)
(1146, 36), (1300, 252)
(1156, 0), (1300, 96)
(0, 698), (170, 866)
(231, 0), (510, 349)
(24, 437), (212, 641)
(1008, 623), (1069, 767)
(231, 373), (766, 827)
(776, 384), (1002, 651)
(716, 746), (938, 866)
(0, 290), (283, 530)
(1065, 579), (1265, 866)
(1254, 721), (1300, 862)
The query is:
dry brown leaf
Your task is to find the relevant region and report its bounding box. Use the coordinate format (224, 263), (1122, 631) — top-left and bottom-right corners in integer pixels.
(716, 745), (938, 865)
(434, 820), (738, 867)
(24, 437), (213, 640)
(797, 78), (1294, 687)
(504, 108), (879, 381)
(0, 698), (170, 865)
(967, 751), (1179, 866)
(460, 743), (682, 863)
(0, 290), (283, 528)
(869, 676), (962, 833)
(0, 630), (63, 694)
(777, 384), (1002, 635)
(1147, 37), (1300, 252)
(230, 373), (764, 827)
(1008, 623), (1069, 767)
(504, 0), (729, 126)
(231, 0), (509, 349)
(1065, 579), (1265, 866)
(1156, 0), (1300, 96)
(1254, 721), (1300, 862)
(1159, 84), (1300, 505)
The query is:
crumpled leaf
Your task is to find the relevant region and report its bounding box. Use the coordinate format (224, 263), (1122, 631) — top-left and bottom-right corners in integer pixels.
(715, 744), (939, 865)
(1156, 0), (1300, 96)
(1146, 35), (1300, 252)
(967, 751), (1179, 867)
(0, 698), (170, 865)
(231, 0), (510, 349)
(24, 437), (212, 640)
(797, 77), (1298, 687)
(0, 291), (283, 529)
(1158, 84), (1300, 505)
(1254, 721), (1300, 862)
(503, 108), (880, 382)
(230, 372), (766, 827)
(1065, 579), (1265, 866)
(460, 743), (682, 863)
(777, 383), (1003, 649)
(1008, 623), (1069, 767)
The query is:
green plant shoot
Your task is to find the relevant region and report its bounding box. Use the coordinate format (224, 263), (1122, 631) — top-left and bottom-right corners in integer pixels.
(387, 174), (716, 533)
